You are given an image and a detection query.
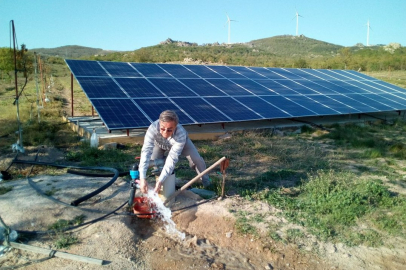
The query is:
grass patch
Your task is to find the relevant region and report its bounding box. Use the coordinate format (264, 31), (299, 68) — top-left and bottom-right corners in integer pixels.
(235, 210), (258, 235)
(0, 185), (13, 195)
(47, 215), (86, 231)
(47, 215), (85, 249)
(65, 142), (139, 171)
(261, 169), (405, 246)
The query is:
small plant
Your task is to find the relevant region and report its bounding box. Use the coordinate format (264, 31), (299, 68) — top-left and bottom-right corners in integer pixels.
(54, 233), (78, 249)
(44, 187), (60, 196)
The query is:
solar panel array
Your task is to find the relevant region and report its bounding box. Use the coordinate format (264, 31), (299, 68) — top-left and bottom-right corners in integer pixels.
(65, 59), (406, 130)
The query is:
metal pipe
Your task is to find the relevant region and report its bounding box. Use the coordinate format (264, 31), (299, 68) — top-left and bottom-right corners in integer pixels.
(71, 73), (74, 117)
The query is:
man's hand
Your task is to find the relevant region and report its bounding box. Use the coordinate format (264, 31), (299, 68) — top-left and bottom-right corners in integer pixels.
(154, 181), (162, 194)
(137, 178), (148, 194)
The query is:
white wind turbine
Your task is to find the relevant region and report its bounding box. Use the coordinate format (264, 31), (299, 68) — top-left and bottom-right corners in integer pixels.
(225, 13), (237, 44)
(293, 10), (303, 36)
(366, 19), (371, 46)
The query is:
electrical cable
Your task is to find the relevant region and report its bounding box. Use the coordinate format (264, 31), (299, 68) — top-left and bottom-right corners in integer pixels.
(288, 118), (330, 131)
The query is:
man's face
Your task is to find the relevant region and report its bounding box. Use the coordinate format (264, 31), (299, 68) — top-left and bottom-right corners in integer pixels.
(159, 121), (176, 139)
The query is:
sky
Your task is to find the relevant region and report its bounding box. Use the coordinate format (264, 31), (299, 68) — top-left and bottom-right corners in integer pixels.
(1, 0), (405, 51)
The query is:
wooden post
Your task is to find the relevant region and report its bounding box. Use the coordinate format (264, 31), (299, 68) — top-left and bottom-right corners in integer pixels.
(220, 158), (230, 198)
(164, 156), (226, 205)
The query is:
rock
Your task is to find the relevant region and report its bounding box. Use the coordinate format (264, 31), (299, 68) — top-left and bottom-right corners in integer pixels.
(98, 142), (117, 150)
(218, 133), (232, 140)
(273, 129), (284, 136)
(226, 231), (233, 238)
(265, 263), (274, 270)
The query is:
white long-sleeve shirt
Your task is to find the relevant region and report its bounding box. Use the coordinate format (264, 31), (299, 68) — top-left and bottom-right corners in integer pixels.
(138, 120), (187, 183)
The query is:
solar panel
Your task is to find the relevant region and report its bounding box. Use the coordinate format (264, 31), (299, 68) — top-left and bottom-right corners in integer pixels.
(65, 59), (406, 130)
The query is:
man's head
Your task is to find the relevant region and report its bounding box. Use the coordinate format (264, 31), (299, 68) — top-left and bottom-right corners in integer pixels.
(159, 110), (178, 138)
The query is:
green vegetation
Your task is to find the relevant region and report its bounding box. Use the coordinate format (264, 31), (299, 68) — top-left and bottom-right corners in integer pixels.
(0, 185), (13, 195)
(44, 187), (60, 196)
(48, 215), (85, 249)
(65, 142), (140, 171)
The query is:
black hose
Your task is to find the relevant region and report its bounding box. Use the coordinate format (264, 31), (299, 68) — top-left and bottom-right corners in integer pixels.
(17, 201), (127, 235)
(12, 159), (119, 206)
(67, 168), (128, 177)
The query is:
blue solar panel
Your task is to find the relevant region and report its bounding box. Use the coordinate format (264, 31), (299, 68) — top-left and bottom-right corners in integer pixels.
(206, 79), (254, 96)
(287, 95), (339, 115)
(283, 68), (321, 80)
(308, 95), (361, 114)
(66, 59), (107, 77)
(91, 99), (151, 129)
(205, 97), (263, 121)
(261, 96), (317, 117)
(79, 77), (127, 99)
(66, 59), (406, 130)
(371, 80), (406, 93)
(329, 80), (368, 94)
(173, 97), (231, 123)
(207, 65), (246, 78)
(228, 66), (268, 79)
(343, 70), (379, 81)
(256, 80), (299, 95)
(148, 78), (197, 97)
(276, 80), (320, 95)
(115, 78), (164, 98)
(269, 68), (304, 80)
(345, 94), (394, 111)
(178, 79), (226, 96)
(234, 96), (291, 118)
(134, 98), (195, 125)
(298, 80), (339, 95)
(184, 65), (223, 78)
(231, 79), (276, 95)
(333, 95), (379, 112)
(100, 61), (142, 77)
(130, 63), (172, 77)
(158, 64), (200, 78)
(249, 67), (285, 79)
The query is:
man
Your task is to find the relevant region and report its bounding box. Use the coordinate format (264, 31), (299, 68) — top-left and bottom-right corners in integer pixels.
(138, 110), (210, 193)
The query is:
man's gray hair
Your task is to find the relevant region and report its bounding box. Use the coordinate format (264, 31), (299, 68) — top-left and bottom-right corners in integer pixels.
(159, 110), (179, 125)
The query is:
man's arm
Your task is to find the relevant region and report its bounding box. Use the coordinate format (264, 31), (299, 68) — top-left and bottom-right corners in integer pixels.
(138, 124), (156, 193)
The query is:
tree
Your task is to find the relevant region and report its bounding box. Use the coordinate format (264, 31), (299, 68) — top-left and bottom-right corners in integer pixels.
(0, 47), (14, 73)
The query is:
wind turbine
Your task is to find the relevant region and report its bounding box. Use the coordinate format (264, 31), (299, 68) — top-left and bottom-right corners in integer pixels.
(225, 13), (237, 44)
(366, 19), (371, 46)
(293, 10), (303, 36)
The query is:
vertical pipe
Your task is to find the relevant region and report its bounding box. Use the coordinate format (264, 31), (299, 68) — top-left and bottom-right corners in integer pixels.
(11, 20), (23, 150)
(71, 73), (74, 117)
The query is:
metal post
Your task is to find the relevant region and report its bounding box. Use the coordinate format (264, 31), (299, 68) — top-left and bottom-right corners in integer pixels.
(71, 73), (74, 117)
(11, 20), (23, 151)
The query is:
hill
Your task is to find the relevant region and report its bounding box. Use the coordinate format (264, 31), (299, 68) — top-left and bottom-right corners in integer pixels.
(32, 45), (116, 59)
(27, 35), (405, 72)
(247, 35), (344, 57)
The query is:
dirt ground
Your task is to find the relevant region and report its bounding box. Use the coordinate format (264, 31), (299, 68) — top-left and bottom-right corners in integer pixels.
(1, 147), (406, 270)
